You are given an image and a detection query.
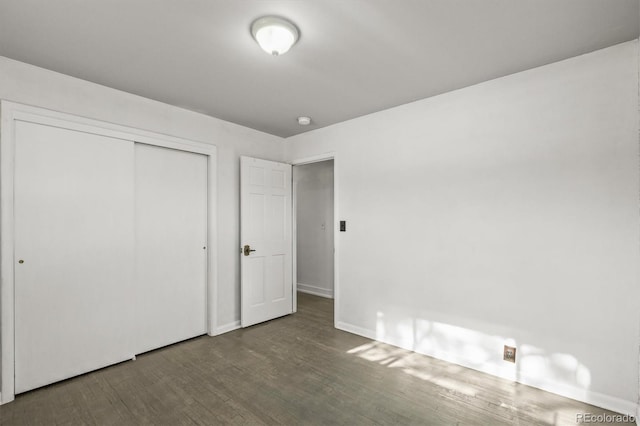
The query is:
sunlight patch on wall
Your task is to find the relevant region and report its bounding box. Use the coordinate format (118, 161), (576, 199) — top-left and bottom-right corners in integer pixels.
(519, 344), (592, 398)
(364, 310), (594, 399)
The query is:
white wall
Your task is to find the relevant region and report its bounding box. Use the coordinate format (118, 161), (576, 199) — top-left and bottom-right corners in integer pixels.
(285, 41), (640, 413)
(295, 160), (334, 298)
(0, 56), (285, 337)
(1, 38), (639, 415)
(637, 10), (640, 422)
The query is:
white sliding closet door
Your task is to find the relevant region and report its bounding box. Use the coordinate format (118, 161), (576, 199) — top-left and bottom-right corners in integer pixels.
(14, 121), (135, 394)
(134, 143), (208, 354)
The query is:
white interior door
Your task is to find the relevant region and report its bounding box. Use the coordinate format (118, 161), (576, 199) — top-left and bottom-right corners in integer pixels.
(134, 143), (208, 353)
(240, 156), (292, 327)
(14, 121), (135, 394)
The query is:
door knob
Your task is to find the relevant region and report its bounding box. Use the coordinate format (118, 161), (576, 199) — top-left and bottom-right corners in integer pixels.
(243, 245), (256, 256)
(18, 260), (24, 264)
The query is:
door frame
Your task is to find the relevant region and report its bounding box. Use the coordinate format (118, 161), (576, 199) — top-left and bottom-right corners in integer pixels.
(291, 153), (338, 325)
(0, 101), (218, 404)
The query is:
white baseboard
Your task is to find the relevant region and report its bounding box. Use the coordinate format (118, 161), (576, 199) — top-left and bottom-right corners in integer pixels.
(0, 390), (13, 405)
(336, 321), (377, 340)
(335, 320), (638, 417)
(512, 377), (638, 417)
(214, 320), (241, 336)
(297, 282), (333, 299)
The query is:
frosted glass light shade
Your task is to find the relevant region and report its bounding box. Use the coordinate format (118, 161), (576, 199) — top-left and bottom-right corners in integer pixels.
(251, 16), (299, 56)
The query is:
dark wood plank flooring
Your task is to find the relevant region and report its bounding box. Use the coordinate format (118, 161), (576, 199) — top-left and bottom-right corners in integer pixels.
(0, 293), (626, 425)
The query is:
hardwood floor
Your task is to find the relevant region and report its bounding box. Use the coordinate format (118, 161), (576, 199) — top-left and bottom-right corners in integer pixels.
(0, 293), (628, 425)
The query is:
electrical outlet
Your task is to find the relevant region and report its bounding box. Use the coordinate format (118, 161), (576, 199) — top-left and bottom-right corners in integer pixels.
(503, 345), (516, 363)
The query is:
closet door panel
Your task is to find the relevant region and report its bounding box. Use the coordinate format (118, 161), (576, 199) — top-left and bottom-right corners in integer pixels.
(134, 143), (207, 354)
(14, 121), (135, 393)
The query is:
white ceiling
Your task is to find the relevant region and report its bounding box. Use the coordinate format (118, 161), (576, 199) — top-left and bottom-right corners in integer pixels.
(0, 0), (638, 137)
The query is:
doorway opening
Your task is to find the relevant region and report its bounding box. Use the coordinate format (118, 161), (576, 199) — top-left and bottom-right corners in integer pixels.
(293, 157), (336, 323)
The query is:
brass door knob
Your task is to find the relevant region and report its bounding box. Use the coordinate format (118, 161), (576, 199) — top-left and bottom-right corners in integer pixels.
(243, 245), (256, 256)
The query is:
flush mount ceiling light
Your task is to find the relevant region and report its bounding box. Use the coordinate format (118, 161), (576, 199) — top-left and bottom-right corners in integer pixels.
(251, 16), (299, 56)
(297, 116), (311, 126)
